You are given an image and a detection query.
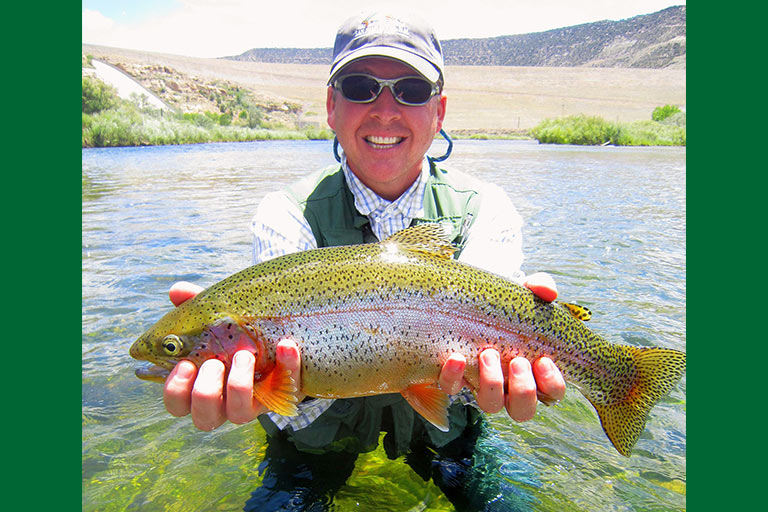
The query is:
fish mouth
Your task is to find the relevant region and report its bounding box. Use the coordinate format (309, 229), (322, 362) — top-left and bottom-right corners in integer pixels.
(134, 363), (172, 383)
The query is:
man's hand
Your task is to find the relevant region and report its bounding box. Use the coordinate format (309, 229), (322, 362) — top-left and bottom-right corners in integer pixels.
(162, 282), (305, 431)
(438, 272), (566, 421)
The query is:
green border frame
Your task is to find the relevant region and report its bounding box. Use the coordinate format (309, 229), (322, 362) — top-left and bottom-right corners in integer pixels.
(8, 3), (81, 508)
(687, 3), (764, 509)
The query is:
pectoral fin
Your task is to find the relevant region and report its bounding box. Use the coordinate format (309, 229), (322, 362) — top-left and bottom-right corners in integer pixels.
(252, 367), (299, 417)
(401, 382), (451, 432)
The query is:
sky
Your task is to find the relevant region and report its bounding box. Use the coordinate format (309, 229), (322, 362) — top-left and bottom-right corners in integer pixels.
(82, 1), (686, 59)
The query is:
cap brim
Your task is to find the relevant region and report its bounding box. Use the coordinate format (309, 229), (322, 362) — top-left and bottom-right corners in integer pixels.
(328, 46), (441, 84)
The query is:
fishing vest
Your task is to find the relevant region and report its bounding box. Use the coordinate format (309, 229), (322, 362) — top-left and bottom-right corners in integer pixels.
(258, 161), (484, 458)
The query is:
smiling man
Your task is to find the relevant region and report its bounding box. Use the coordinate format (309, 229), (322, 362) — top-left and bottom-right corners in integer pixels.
(326, 56), (446, 200)
(163, 11), (565, 511)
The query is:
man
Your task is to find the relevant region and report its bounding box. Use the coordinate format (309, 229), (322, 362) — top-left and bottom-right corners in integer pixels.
(164, 11), (565, 510)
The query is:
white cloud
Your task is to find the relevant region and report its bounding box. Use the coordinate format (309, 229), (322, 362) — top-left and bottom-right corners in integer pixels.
(82, 8), (115, 33)
(81, 1), (684, 58)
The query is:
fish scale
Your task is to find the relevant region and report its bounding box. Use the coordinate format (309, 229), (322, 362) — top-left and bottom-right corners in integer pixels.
(130, 223), (685, 457)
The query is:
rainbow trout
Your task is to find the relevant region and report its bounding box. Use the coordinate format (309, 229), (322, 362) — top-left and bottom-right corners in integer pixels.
(130, 224), (685, 456)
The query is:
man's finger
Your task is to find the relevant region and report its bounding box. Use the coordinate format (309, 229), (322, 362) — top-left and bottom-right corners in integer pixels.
(226, 351), (261, 424)
(438, 353), (466, 395)
(476, 349), (504, 413)
(190, 359), (227, 431)
(532, 357), (566, 405)
(505, 357), (538, 422)
(163, 360), (197, 417)
(275, 339), (306, 402)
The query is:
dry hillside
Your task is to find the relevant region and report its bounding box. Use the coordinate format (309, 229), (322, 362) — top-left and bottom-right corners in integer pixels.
(83, 44), (685, 133)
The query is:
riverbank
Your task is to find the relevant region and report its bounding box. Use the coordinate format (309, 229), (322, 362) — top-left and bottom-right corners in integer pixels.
(82, 74), (684, 148)
(82, 45), (686, 148)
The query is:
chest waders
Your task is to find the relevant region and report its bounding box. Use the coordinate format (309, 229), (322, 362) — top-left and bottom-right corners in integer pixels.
(258, 161), (485, 459)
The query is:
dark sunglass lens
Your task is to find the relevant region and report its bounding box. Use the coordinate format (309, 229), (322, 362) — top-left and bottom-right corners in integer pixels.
(340, 76), (380, 102)
(395, 78), (433, 104)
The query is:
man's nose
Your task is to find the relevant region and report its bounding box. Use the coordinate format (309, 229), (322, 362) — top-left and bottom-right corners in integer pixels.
(368, 86), (402, 122)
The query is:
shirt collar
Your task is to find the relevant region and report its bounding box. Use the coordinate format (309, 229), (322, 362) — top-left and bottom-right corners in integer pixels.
(341, 153), (429, 219)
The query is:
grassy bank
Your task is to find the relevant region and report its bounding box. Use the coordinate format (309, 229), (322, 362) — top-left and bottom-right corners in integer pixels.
(82, 106), (333, 147)
(82, 75), (333, 148)
(449, 129), (531, 140)
(531, 107), (686, 146)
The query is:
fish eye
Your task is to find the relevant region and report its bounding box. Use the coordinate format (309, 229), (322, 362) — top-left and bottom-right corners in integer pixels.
(161, 335), (183, 355)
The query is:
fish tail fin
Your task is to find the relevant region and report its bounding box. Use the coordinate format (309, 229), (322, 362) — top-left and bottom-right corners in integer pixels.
(252, 367), (299, 417)
(590, 346), (686, 457)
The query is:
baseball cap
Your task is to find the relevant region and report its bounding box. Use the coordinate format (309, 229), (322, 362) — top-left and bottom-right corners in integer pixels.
(328, 11), (445, 85)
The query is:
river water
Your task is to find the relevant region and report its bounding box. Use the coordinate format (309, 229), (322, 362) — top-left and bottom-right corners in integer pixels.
(82, 139), (686, 511)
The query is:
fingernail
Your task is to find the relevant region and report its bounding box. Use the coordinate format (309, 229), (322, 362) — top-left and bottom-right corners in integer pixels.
(447, 358), (465, 373)
(177, 361), (195, 379)
(510, 357), (531, 375)
(277, 341), (299, 360)
(199, 359), (224, 378)
(482, 350), (500, 366)
(234, 351), (251, 368)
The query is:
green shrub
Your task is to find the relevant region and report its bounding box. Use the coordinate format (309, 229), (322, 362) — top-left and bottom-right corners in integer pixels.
(82, 113), (93, 146)
(303, 126), (334, 140)
(651, 104), (681, 122)
(613, 120), (686, 146)
(179, 112), (214, 127)
(531, 110), (685, 147)
(531, 115), (618, 145)
(245, 107), (263, 129)
(660, 111), (686, 127)
(82, 75), (119, 114)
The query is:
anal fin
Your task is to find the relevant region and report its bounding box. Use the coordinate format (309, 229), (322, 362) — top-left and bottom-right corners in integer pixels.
(401, 382), (451, 432)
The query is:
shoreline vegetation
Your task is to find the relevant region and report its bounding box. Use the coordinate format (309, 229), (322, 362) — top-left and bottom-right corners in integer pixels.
(82, 73), (685, 149)
(530, 107), (685, 146)
(82, 74), (333, 147)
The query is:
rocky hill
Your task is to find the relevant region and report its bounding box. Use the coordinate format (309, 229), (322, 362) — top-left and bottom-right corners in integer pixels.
(226, 5), (685, 69)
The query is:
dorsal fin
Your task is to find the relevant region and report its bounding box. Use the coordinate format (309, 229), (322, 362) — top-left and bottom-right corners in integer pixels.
(381, 224), (456, 259)
(558, 301), (592, 321)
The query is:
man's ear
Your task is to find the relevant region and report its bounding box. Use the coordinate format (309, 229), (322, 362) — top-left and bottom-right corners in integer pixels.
(434, 94), (447, 134)
(326, 87), (337, 130)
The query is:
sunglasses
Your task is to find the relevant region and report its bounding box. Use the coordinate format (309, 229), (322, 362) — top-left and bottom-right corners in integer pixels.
(332, 74), (440, 106)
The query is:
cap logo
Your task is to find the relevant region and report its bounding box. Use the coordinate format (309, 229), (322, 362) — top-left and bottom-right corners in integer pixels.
(353, 15), (410, 40)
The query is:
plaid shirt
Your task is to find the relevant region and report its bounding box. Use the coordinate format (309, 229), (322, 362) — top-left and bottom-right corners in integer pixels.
(343, 155), (429, 242)
(251, 153), (525, 431)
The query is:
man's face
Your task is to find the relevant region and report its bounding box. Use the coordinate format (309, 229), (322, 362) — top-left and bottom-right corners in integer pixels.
(327, 57), (446, 200)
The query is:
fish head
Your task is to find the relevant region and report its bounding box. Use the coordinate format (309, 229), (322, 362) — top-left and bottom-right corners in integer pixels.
(129, 297), (267, 383)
